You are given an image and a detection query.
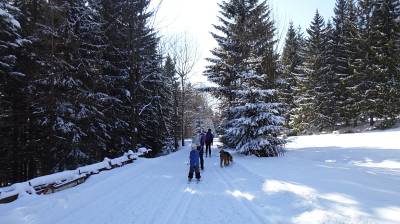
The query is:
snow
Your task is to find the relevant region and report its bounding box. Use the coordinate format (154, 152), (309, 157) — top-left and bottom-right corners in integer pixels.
(78, 158), (111, 174)
(0, 7), (21, 29)
(0, 150), (145, 202)
(124, 89), (131, 97)
(29, 171), (81, 187)
(1, 129), (400, 224)
(0, 183), (36, 200)
(137, 147), (151, 154)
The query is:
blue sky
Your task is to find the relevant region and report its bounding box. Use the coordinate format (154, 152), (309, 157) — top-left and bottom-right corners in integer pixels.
(271, 0), (335, 34)
(153, 0), (336, 84)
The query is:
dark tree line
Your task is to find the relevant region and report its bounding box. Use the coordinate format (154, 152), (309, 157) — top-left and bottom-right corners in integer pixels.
(0, 0), (197, 186)
(281, 0), (400, 134)
(205, 0), (399, 156)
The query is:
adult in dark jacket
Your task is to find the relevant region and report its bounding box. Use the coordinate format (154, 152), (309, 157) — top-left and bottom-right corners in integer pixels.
(188, 146), (201, 181)
(205, 129), (213, 157)
(199, 132), (205, 170)
(200, 132), (206, 149)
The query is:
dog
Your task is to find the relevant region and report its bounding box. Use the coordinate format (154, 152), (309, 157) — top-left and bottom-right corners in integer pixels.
(219, 149), (233, 167)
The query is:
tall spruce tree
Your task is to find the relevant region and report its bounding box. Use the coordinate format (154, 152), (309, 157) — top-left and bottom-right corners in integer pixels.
(9, 0), (55, 179)
(205, 0), (285, 156)
(62, 0), (115, 162)
(100, 0), (135, 152)
(100, 0), (165, 154)
(370, 0), (400, 127)
(353, 0), (400, 127)
(292, 11), (332, 133)
(352, 0), (375, 126)
(13, 1), (71, 172)
(163, 55), (180, 150)
(22, 1), (112, 170)
(0, 0), (30, 183)
(281, 22), (304, 130)
(204, 0), (246, 147)
(126, 0), (165, 154)
(332, 0), (348, 126)
(317, 21), (337, 130)
(343, 0), (360, 127)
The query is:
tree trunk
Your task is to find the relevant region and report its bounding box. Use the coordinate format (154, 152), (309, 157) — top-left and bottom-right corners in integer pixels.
(181, 75), (185, 146)
(174, 93), (179, 149)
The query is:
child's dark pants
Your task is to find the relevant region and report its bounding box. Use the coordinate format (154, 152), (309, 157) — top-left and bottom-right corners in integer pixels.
(188, 165), (201, 180)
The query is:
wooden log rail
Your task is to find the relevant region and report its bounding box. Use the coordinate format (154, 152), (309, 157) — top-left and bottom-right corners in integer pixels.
(0, 149), (149, 204)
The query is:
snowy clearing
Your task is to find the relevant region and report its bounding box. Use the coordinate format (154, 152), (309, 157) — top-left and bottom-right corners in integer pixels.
(1, 129), (400, 224)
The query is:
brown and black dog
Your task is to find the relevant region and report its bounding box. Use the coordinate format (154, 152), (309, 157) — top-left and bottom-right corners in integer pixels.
(220, 149), (233, 167)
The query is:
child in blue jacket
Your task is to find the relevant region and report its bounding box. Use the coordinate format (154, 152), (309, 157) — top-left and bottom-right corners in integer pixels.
(188, 146), (201, 181)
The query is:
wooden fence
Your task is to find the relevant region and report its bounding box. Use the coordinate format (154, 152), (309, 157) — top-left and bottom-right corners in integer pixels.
(0, 150), (147, 204)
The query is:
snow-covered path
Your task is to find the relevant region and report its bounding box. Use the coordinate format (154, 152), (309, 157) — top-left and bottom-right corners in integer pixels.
(1, 129), (400, 224)
(0, 141), (273, 224)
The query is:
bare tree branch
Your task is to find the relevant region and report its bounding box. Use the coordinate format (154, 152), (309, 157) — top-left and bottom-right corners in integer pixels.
(163, 32), (199, 146)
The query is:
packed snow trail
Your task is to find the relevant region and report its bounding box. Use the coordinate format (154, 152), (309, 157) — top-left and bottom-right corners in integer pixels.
(0, 141), (272, 224)
(1, 129), (400, 224)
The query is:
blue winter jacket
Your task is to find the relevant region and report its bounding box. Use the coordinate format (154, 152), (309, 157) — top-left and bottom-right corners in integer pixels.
(189, 149), (200, 167)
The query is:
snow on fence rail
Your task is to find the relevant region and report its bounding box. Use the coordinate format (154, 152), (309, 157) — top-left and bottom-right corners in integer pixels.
(0, 149), (150, 204)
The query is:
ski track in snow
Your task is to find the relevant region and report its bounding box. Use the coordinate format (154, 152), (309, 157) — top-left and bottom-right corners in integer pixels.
(215, 164), (267, 224)
(1, 130), (400, 224)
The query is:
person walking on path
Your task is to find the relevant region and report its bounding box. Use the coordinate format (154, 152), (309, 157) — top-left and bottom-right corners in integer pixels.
(199, 132), (205, 170)
(188, 146), (201, 181)
(205, 129), (214, 157)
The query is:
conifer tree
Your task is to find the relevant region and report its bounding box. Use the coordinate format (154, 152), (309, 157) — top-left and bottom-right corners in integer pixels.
(0, 0), (30, 183)
(292, 11), (330, 133)
(100, 0), (135, 152)
(332, 0), (351, 126)
(126, 0), (164, 154)
(370, 0), (400, 127)
(205, 0), (285, 156)
(227, 48), (285, 156)
(317, 21), (337, 130)
(281, 22), (304, 130)
(100, 0), (164, 154)
(163, 55), (180, 150)
(353, 0), (400, 127)
(331, 0), (360, 126)
(343, 0), (361, 126)
(0, 0), (178, 183)
(20, 1), (112, 170)
(204, 0), (247, 146)
(351, 0), (375, 126)
(63, 0), (115, 162)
